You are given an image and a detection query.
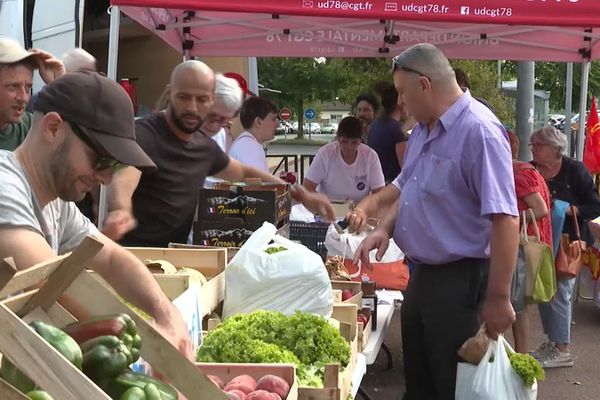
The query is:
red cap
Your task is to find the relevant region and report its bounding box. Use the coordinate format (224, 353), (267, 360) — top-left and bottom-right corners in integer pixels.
(223, 72), (256, 97)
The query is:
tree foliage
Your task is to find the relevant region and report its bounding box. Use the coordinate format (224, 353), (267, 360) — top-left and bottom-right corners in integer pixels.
(257, 58), (344, 138)
(503, 61), (600, 113)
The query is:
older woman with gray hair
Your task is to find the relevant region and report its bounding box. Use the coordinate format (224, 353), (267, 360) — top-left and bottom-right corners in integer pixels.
(530, 126), (600, 368)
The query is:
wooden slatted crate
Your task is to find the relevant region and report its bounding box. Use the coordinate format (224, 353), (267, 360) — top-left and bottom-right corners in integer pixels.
(0, 236), (228, 400)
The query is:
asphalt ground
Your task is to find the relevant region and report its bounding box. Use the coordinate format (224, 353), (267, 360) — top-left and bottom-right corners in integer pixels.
(360, 279), (600, 400)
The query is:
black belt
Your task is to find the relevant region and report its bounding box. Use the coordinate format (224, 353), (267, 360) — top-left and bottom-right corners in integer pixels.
(412, 257), (489, 268)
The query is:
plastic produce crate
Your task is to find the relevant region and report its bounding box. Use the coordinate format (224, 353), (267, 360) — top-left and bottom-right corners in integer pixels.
(289, 221), (330, 259)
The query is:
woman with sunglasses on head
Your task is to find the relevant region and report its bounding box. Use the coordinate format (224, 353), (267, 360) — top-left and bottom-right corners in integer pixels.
(529, 126), (600, 368)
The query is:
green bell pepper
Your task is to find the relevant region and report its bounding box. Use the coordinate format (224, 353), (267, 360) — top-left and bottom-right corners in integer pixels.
(26, 390), (55, 400)
(119, 383), (162, 400)
(1, 321), (83, 393)
(81, 335), (132, 385)
(106, 371), (177, 400)
(63, 313), (142, 363)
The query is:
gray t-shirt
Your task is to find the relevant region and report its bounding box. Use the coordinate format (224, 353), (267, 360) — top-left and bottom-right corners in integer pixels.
(0, 151), (98, 254)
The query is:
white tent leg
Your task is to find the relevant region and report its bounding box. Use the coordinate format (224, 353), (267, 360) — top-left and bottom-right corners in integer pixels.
(564, 63), (574, 156)
(576, 60), (591, 162)
(248, 57), (259, 95)
(98, 5), (122, 230)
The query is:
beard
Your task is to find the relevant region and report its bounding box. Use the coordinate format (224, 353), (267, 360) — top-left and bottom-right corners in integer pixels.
(49, 138), (86, 202)
(169, 107), (202, 134)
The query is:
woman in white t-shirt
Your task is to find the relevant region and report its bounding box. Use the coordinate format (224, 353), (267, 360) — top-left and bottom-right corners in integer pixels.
(229, 96), (278, 172)
(303, 116), (385, 203)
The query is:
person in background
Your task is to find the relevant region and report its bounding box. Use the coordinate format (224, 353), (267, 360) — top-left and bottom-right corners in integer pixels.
(229, 96), (278, 172)
(0, 37), (65, 150)
(105, 61), (334, 247)
(454, 67), (496, 114)
(348, 44), (518, 399)
(27, 48), (96, 113)
(201, 73), (244, 155)
(529, 126), (600, 368)
(354, 93), (379, 144)
(507, 131), (552, 354)
(303, 116), (384, 203)
(367, 82), (409, 183)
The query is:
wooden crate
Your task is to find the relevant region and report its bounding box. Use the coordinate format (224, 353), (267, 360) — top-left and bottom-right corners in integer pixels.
(196, 363), (298, 400)
(203, 303), (358, 400)
(298, 303), (358, 400)
(357, 308), (373, 353)
(331, 280), (362, 308)
(126, 246), (226, 301)
(0, 237), (229, 400)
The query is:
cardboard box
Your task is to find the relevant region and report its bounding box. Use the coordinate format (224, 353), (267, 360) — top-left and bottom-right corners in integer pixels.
(193, 219), (289, 248)
(198, 182), (291, 228)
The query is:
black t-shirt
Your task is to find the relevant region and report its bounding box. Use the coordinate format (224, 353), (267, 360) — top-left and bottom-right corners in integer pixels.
(367, 117), (408, 183)
(120, 112), (230, 247)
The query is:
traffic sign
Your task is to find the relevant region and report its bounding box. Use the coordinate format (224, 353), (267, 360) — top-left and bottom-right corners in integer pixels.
(279, 107), (292, 121)
(304, 107), (316, 120)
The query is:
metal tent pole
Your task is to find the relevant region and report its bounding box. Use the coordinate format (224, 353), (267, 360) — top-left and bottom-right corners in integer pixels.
(98, 5), (121, 230)
(576, 60), (591, 162)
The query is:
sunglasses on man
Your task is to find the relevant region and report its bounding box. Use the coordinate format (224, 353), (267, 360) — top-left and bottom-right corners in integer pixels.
(67, 120), (127, 172)
(391, 56), (431, 81)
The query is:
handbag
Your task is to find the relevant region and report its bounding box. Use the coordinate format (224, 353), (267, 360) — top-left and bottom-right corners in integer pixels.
(555, 206), (586, 279)
(521, 210), (557, 304)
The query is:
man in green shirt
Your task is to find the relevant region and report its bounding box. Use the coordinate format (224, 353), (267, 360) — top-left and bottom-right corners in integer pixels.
(0, 37), (65, 150)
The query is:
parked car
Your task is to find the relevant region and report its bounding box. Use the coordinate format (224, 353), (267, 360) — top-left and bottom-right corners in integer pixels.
(547, 114), (565, 130)
(275, 121), (295, 135)
(571, 111), (600, 133)
(290, 122), (321, 134)
(321, 123), (338, 135)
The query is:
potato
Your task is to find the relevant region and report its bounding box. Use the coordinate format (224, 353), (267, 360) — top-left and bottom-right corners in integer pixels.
(207, 374), (224, 389)
(225, 375), (257, 394)
(226, 389), (246, 400)
(245, 390), (278, 400)
(256, 375), (290, 399)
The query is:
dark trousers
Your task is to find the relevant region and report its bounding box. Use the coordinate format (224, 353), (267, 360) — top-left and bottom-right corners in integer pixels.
(401, 258), (489, 400)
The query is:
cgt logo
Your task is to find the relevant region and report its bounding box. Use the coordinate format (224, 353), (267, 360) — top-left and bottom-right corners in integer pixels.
(460, 6), (470, 15)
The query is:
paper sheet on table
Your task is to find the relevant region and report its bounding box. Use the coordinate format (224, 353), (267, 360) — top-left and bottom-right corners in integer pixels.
(377, 289), (404, 304)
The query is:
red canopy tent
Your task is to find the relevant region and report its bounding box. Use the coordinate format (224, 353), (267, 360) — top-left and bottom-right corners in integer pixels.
(111, 0), (600, 61)
(99, 0), (599, 226)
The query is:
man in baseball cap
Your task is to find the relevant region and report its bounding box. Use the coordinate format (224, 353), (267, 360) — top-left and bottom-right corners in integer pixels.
(0, 37), (65, 150)
(0, 70), (191, 361)
(35, 71), (156, 172)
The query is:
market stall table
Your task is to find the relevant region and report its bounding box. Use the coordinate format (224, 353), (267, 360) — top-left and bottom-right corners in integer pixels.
(356, 290), (403, 399)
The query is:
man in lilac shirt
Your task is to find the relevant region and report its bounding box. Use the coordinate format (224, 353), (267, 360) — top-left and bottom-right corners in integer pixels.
(347, 43), (519, 399)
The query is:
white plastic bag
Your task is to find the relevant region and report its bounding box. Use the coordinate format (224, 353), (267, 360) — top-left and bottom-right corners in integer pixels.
(222, 222), (333, 318)
(324, 224), (404, 266)
(456, 336), (537, 400)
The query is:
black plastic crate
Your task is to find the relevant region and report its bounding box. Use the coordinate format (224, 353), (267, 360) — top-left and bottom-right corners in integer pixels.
(289, 221), (330, 259)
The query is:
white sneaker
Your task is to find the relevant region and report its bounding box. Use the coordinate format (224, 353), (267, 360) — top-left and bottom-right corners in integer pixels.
(529, 341), (554, 361)
(540, 347), (574, 368)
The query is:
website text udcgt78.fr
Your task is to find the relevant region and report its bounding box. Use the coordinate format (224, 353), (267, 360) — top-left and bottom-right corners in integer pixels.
(315, 1), (374, 11)
(401, 3), (450, 14)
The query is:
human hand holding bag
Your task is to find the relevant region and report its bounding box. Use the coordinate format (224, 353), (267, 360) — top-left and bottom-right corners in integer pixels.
(555, 206), (586, 279)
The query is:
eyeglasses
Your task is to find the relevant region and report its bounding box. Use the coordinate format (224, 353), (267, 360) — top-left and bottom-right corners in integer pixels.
(67, 121), (126, 172)
(392, 56), (431, 81)
(528, 141), (549, 149)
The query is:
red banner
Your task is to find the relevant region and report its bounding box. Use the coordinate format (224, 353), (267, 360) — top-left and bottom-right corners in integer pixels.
(112, 0), (600, 28)
(583, 97), (600, 174)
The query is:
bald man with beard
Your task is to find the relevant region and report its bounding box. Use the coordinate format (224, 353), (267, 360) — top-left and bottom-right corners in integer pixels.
(105, 61), (334, 247)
